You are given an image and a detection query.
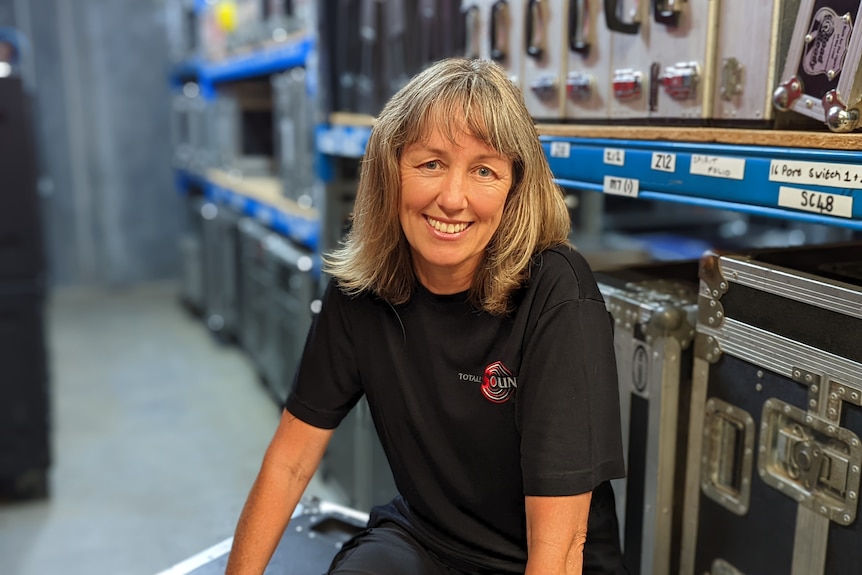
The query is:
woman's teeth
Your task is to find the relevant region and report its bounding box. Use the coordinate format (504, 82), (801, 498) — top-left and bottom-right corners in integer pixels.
(427, 217), (468, 234)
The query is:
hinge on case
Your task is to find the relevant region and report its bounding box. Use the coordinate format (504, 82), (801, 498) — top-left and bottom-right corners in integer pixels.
(720, 57), (744, 101)
(699, 251), (729, 301)
(694, 331), (722, 363)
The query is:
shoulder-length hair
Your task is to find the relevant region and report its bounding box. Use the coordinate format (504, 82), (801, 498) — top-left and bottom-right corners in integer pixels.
(324, 58), (571, 315)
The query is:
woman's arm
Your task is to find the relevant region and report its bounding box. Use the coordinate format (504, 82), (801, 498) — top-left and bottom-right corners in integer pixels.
(224, 408), (335, 575)
(524, 492), (593, 575)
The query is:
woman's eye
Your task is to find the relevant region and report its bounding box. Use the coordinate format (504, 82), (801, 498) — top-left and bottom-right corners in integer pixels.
(423, 160), (439, 170)
(477, 166), (493, 178)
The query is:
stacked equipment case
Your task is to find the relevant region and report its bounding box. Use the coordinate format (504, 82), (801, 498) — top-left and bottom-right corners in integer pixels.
(0, 77), (50, 500)
(201, 202), (242, 337)
(681, 242), (862, 575)
(597, 261), (699, 575)
(261, 232), (316, 402)
(156, 497), (369, 575)
(774, 0), (862, 132)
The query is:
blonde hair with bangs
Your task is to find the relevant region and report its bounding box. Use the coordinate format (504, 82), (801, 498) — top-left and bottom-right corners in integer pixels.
(324, 58), (571, 315)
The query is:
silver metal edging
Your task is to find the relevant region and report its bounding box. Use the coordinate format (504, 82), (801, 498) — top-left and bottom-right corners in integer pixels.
(701, 318), (862, 389)
(720, 258), (862, 319)
(153, 537), (234, 575)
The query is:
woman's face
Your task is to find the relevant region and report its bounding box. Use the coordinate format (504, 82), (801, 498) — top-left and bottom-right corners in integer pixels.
(398, 124), (512, 294)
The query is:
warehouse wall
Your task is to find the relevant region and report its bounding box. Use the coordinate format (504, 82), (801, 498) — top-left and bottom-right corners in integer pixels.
(1, 0), (183, 287)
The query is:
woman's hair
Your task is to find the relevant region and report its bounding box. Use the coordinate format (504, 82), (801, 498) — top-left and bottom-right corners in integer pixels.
(324, 58), (571, 315)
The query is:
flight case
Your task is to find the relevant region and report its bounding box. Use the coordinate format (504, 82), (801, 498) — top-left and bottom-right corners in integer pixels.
(596, 260), (699, 575)
(680, 242), (862, 575)
(156, 498), (368, 575)
(773, 0), (862, 131)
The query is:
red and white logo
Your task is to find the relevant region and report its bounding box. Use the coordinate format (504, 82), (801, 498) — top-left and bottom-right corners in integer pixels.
(481, 361), (518, 403)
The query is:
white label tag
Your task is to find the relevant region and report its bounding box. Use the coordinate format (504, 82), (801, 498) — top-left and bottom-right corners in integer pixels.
(603, 148), (625, 166)
(690, 155), (746, 180)
(777, 186), (853, 218)
(603, 176), (639, 197)
(769, 160), (862, 190)
(550, 141), (571, 158)
(651, 152), (677, 173)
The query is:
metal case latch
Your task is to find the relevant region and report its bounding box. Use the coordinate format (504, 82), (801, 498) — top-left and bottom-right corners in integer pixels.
(659, 62), (699, 100)
(612, 68), (643, 100)
(566, 71), (594, 101)
(758, 398), (862, 525)
(530, 75), (558, 102)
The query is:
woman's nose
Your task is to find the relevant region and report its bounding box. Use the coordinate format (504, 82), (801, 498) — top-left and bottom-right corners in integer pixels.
(437, 171), (468, 212)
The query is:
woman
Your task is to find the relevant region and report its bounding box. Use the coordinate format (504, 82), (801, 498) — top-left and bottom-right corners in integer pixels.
(226, 58), (626, 575)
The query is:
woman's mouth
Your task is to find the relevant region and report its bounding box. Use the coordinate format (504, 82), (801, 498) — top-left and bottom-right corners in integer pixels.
(426, 216), (470, 235)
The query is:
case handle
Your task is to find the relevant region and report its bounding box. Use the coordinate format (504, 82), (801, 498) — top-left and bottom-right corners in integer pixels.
(604, 0), (639, 34)
(653, 0), (680, 26)
(526, 0), (546, 60)
(490, 1), (509, 62)
(568, 0), (590, 55)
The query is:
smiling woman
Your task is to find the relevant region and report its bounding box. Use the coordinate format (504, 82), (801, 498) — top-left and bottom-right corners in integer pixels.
(325, 57), (572, 315)
(397, 125), (512, 294)
(225, 58), (627, 575)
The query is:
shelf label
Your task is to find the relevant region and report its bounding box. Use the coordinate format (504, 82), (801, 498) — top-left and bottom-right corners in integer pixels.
(603, 148), (625, 166)
(769, 160), (862, 190)
(550, 141), (571, 158)
(777, 186), (853, 218)
(651, 152), (677, 173)
(690, 155), (746, 180)
(604, 175), (639, 197)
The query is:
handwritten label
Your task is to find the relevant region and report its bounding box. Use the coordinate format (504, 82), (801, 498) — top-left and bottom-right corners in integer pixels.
(603, 176), (639, 198)
(690, 155), (746, 180)
(769, 160), (862, 190)
(550, 141), (571, 158)
(651, 152), (677, 173)
(604, 148), (625, 166)
(777, 186), (853, 218)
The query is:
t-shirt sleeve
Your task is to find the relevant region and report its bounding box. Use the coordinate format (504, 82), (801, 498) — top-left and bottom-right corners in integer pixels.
(284, 280), (364, 429)
(517, 289), (625, 496)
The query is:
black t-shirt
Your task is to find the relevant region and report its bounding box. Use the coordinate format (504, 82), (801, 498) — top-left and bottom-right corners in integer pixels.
(286, 245), (626, 573)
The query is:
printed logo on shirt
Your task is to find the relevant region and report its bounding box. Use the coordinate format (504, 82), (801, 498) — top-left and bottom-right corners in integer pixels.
(481, 361), (518, 403)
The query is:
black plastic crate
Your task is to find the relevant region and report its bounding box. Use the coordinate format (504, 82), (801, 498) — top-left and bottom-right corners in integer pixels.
(0, 281), (50, 500)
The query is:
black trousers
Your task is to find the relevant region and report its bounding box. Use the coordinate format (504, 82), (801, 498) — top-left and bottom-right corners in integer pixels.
(327, 482), (628, 575)
(328, 520), (468, 575)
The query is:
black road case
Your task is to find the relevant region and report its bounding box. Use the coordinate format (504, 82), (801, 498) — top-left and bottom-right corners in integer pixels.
(681, 242), (862, 575)
(156, 498), (368, 575)
(237, 217), (277, 377)
(201, 202), (241, 338)
(0, 281), (49, 500)
(597, 260), (699, 575)
(261, 232), (316, 402)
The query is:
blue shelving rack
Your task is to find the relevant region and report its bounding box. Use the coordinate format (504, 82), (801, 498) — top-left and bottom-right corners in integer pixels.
(171, 32), (322, 249)
(541, 132), (862, 231)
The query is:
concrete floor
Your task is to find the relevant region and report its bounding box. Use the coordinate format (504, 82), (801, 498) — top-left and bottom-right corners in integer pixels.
(0, 282), (342, 575)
